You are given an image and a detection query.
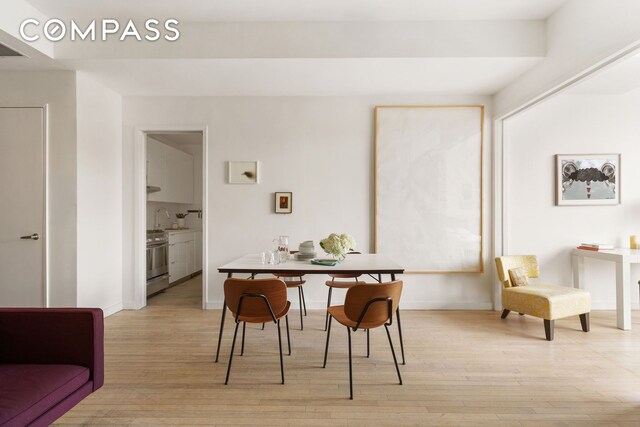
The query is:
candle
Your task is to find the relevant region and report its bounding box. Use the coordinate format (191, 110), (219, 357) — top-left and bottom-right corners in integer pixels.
(631, 235), (637, 249)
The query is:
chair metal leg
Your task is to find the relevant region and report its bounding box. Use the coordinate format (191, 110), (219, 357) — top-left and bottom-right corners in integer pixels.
(215, 299), (227, 363)
(286, 315), (291, 355)
(298, 287), (304, 330)
(240, 321), (246, 356)
(324, 287), (333, 331)
(396, 308), (406, 365)
(501, 309), (510, 319)
(384, 324), (403, 385)
(301, 286), (307, 316)
(544, 319), (554, 341)
(348, 326), (353, 400)
(323, 315), (332, 368)
(579, 313), (590, 332)
(224, 321), (240, 384)
(366, 329), (370, 358)
(277, 319), (284, 384)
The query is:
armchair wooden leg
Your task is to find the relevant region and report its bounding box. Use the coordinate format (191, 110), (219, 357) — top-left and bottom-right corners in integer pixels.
(544, 319), (554, 341)
(579, 313), (590, 332)
(501, 309), (510, 319)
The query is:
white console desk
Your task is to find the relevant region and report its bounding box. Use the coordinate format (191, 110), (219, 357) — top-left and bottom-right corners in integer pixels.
(572, 248), (640, 330)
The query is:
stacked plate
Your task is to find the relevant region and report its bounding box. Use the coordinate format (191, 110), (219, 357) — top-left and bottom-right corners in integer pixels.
(295, 240), (317, 260)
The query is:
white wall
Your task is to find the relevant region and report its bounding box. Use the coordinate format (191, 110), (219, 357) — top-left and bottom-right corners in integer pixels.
(123, 95), (493, 310)
(76, 72), (123, 316)
(495, 0), (640, 117)
(0, 71), (77, 306)
(506, 91), (640, 308)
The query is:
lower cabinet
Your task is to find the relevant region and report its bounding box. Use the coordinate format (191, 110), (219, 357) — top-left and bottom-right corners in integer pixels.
(168, 231), (201, 284)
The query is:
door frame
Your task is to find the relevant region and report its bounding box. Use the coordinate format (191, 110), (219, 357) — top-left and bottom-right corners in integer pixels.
(0, 105), (49, 307)
(132, 125), (209, 310)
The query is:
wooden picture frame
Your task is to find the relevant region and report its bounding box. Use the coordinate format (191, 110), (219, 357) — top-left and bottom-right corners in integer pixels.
(228, 161), (258, 184)
(374, 105), (484, 274)
(275, 192), (292, 214)
(556, 154), (620, 206)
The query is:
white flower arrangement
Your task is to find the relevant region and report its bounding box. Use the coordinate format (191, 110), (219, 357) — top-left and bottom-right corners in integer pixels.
(319, 233), (356, 260)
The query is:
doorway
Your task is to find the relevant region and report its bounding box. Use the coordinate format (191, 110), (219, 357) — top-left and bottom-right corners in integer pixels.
(131, 126), (208, 310)
(0, 107), (46, 307)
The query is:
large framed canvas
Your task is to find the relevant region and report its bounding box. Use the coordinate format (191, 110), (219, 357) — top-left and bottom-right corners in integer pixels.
(375, 106), (484, 273)
(556, 154), (620, 206)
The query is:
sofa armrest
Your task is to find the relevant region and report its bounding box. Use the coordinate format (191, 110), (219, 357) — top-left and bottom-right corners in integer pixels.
(0, 308), (104, 391)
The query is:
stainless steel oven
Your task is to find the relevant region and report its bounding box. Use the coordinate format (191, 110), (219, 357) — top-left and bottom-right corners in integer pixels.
(146, 231), (169, 296)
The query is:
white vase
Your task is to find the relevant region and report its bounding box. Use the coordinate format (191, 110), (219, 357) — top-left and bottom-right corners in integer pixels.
(177, 218), (186, 228)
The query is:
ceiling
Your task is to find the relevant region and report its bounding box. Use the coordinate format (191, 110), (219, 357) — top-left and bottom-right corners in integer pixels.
(62, 57), (541, 96)
(1, 0), (572, 96)
(25, 0), (568, 22)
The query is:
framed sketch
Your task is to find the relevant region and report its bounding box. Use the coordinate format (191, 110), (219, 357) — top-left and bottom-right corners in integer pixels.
(228, 161), (258, 184)
(375, 106), (484, 273)
(556, 154), (620, 206)
(275, 192), (292, 214)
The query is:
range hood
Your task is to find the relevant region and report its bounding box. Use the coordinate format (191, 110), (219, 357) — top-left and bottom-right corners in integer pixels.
(146, 185), (161, 193)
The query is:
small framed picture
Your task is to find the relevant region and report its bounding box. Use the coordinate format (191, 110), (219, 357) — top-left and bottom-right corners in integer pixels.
(556, 154), (620, 206)
(228, 161), (258, 184)
(275, 192), (292, 214)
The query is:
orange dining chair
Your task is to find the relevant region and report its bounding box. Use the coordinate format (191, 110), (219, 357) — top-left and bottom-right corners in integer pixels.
(323, 281), (403, 399)
(324, 252), (364, 332)
(223, 278), (291, 385)
(273, 272), (307, 330)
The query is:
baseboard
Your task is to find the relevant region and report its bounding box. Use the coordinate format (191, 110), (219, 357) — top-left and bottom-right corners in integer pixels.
(102, 302), (123, 317)
(205, 300), (494, 310)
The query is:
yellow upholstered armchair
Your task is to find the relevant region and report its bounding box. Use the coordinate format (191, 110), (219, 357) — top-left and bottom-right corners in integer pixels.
(495, 255), (591, 341)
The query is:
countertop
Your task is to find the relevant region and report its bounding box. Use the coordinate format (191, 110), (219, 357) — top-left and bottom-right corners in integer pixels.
(164, 228), (202, 234)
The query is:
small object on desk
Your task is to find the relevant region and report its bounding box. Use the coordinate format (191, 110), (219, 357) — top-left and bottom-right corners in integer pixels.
(576, 245), (599, 251)
(310, 258), (340, 266)
(579, 243), (614, 250)
(631, 235), (637, 249)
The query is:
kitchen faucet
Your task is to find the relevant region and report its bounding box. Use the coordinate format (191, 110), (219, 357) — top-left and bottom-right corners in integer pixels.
(154, 207), (170, 231)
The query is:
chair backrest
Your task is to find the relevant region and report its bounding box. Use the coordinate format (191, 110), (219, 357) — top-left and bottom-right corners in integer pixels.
(495, 255), (539, 288)
(344, 281), (403, 328)
(224, 278), (288, 319)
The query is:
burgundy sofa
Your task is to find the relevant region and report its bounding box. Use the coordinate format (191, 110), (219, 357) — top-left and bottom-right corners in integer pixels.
(0, 308), (104, 427)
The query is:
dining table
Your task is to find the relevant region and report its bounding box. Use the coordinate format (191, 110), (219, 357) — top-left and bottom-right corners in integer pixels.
(216, 253), (405, 364)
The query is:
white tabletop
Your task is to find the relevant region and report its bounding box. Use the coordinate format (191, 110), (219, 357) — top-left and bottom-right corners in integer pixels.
(572, 248), (640, 263)
(218, 253), (404, 275)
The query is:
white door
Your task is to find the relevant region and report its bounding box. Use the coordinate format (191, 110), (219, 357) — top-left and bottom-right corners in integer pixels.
(0, 107), (45, 307)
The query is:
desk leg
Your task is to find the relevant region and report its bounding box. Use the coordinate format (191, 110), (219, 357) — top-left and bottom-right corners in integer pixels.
(616, 262), (631, 331)
(215, 273), (232, 362)
(572, 254), (585, 289)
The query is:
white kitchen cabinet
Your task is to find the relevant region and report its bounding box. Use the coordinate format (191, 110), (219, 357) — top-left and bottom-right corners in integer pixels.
(168, 231), (199, 284)
(147, 139), (194, 204)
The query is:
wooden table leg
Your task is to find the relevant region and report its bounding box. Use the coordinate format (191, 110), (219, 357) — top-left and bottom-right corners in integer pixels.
(572, 253), (585, 289)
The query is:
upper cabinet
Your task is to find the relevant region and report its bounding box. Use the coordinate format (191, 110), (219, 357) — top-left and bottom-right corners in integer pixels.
(147, 139), (194, 204)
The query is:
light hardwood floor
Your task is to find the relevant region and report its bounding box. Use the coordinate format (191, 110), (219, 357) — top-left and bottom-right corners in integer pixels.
(57, 277), (640, 426)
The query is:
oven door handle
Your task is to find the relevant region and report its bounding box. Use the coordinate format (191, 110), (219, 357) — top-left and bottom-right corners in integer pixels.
(147, 243), (169, 249)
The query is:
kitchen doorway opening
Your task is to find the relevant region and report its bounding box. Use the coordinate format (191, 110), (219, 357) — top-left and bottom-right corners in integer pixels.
(132, 126), (208, 310)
